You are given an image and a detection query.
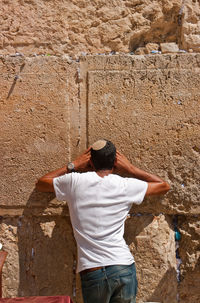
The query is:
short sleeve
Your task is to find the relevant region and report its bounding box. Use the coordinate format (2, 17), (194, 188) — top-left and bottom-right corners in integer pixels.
(53, 174), (73, 201)
(125, 178), (148, 205)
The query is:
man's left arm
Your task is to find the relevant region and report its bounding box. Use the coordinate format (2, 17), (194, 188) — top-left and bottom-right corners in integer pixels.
(35, 147), (92, 192)
(114, 150), (170, 196)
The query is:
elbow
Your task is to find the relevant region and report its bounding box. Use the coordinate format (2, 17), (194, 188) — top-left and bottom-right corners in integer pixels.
(35, 177), (54, 193)
(35, 179), (43, 192)
(163, 181), (170, 194)
(35, 178), (47, 192)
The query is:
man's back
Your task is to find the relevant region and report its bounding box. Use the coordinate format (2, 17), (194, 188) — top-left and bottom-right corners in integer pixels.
(53, 171), (148, 272)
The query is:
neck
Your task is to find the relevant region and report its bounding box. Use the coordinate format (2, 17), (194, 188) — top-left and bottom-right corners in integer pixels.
(96, 169), (113, 178)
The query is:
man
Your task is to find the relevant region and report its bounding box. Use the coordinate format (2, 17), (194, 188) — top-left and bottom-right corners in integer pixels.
(36, 139), (170, 303)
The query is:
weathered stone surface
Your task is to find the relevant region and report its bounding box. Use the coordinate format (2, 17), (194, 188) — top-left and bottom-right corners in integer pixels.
(0, 56), (80, 212)
(160, 42), (179, 53)
(124, 214), (177, 303)
(0, 218), (19, 298)
(0, 214), (76, 299)
(178, 216), (200, 303)
(0, 0), (199, 55)
(135, 47), (146, 55)
(145, 42), (160, 54)
(0, 214), (178, 303)
(181, 0), (200, 52)
(80, 54), (200, 215)
(0, 53), (200, 301)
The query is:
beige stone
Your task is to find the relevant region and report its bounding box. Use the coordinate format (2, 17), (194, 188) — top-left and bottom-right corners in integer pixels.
(124, 215), (177, 303)
(0, 0), (199, 301)
(0, 215), (76, 299)
(160, 42), (179, 53)
(0, 219), (19, 297)
(0, 56), (80, 211)
(145, 43), (160, 54)
(181, 0), (200, 52)
(80, 54), (200, 215)
(1, 54), (200, 301)
(135, 47), (146, 55)
(178, 216), (200, 303)
(0, 0), (199, 55)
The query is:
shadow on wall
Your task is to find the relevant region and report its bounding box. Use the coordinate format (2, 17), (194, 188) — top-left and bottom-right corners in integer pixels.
(129, 5), (182, 52)
(147, 267), (178, 303)
(17, 189), (76, 297)
(124, 210), (178, 303)
(179, 255), (200, 302)
(124, 211), (154, 249)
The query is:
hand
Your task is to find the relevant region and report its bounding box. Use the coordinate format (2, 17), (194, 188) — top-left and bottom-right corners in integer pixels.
(73, 147), (93, 172)
(114, 150), (132, 174)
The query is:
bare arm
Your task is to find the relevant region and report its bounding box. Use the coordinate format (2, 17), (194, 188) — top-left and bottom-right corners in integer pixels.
(35, 147), (92, 192)
(114, 151), (170, 196)
(35, 166), (67, 192)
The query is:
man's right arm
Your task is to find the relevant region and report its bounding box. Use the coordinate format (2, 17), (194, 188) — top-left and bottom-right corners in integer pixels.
(35, 147), (92, 193)
(114, 151), (170, 196)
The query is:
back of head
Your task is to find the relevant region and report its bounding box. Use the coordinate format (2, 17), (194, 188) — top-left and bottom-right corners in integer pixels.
(91, 139), (116, 171)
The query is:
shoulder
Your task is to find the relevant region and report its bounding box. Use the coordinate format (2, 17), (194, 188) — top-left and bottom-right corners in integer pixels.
(111, 175), (148, 192)
(53, 172), (81, 186)
(70, 171), (97, 183)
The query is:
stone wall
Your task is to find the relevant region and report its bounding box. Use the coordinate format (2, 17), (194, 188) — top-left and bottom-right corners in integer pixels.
(0, 0), (200, 57)
(79, 54), (200, 215)
(1, 1), (200, 301)
(0, 55), (79, 299)
(0, 54), (200, 302)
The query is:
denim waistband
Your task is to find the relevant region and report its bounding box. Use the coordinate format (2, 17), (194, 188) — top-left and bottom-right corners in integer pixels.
(80, 263), (135, 281)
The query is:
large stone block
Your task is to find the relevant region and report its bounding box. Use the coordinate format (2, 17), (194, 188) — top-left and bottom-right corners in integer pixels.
(178, 216), (200, 303)
(124, 214), (177, 303)
(0, 56), (80, 214)
(181, 0), (200, 52)
(0, 214), (76, 299)
(80, 54), (200, 214)
(160, 42), (179, 53)
(0, 55), (83, 299)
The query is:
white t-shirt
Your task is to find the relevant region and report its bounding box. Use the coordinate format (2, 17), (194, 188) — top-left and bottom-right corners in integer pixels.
(53, 172), (148, 273)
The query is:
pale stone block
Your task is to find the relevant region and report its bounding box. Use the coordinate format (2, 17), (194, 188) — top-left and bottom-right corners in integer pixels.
(178, 216), (200, 303)
(145, 43), (160, 54)
(0, 56), (79, 211)
(181, 1), (200, 52)
(124, 215), (177, 303)
(160, 42), (179, 53)
(80, 54), (200, 215)
(0, 215), (76, 299)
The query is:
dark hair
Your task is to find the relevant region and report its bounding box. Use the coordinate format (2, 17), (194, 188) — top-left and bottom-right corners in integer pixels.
(91, 140), (116, 171)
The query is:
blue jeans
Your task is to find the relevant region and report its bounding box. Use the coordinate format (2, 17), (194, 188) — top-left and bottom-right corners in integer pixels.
(80, 263), (138, 303)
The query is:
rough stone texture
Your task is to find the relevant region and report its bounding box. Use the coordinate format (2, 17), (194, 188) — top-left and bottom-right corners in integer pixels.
(124, 215), (177, 303)
(0, 56), (80, 212)
(0, 0), (199, 56)
(0, 54), (200, 301)
(160, 42), (180, 53)
(178, 216), (200, 303)
(80, 54), (200, 215)
(0, 214), (76, 299)
(0, 218), (19, 297)
(181, 0), (200, 52)
(0, 214), (178, 303)
(145, 42), (160, 53)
